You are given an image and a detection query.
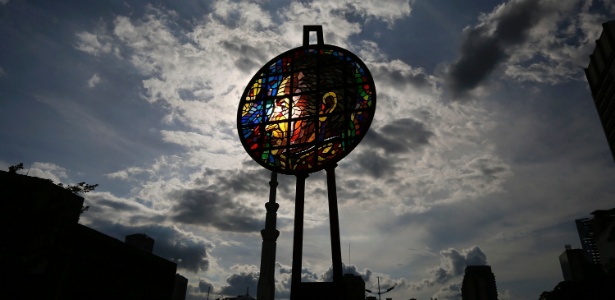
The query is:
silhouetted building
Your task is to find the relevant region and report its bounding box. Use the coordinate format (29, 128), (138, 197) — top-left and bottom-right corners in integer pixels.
(575, 209), (615, 272)
(126, 233), (155, 253)
(559, 245), (592, 281)
(592, 209), (615, 272)
(461, 265), (498, 300)
(173, 274), (189, 300)
(585, 20), (615, 162)
(576, 217), (602, 265)
(343, 274), (366, 300)
(0, 171), (187, 300)
(1, 170), (84, 291)
(56, 224), (178, 300)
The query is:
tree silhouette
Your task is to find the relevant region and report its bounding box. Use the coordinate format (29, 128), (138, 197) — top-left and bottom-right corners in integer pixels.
(8, 163), (23, 174)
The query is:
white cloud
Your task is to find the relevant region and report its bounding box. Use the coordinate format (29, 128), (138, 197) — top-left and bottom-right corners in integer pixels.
(105, 166), (152, 181)
(405, 246), (488, 290)
(27, 162), (69, 184)
(0, 0), (9, 5)
(75, 31), (116, 56)
(0, 66), (5, 77)
(308, 0), (414, 28)
(87, 73), (101, 88)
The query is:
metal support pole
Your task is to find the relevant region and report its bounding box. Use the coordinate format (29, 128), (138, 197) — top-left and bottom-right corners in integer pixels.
(326, 165), (344, 282)
(290, 173), (308, 300)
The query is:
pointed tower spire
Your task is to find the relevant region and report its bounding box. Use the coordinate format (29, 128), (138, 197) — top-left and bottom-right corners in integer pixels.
(257, 172), (279, 300)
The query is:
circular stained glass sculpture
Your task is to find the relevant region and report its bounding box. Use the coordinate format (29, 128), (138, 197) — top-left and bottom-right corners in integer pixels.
(237, 45), (376, 175)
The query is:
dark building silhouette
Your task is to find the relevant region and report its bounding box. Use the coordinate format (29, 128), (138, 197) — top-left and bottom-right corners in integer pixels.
(559, 245), (593, 281)
(126, 232), (155, 253)
(539, 209), (615, 299)
(575, 208), (615, 272)
(56, 224), (179, 300)
(0, 171), (187, 300)
(461, 265), (498, 300)
(343, 274), (366, 300)
(174, 274), (189, 300)
(576, 217), (602, 265)
(592, 209), (615, 272)
(585, 20), (615, 162)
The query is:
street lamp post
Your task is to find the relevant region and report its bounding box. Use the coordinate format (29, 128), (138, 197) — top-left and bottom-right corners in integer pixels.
(365, 277), (396, 300)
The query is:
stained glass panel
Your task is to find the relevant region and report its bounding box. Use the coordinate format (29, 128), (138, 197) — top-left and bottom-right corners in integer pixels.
(237, 45), (376, 175)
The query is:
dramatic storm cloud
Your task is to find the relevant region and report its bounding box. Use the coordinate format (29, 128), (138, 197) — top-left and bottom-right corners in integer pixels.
(444, 0), (590, 99)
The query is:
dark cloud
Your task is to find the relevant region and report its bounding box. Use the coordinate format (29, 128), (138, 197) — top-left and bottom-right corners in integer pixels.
(86, 220), (213, 273)
(351, 118), (432, 178)
(172, 168), (290, 232)
(194, 168), (271, 194)
(219, 271), (259, 297)
(336, 176), (386, 204)
(354, 150), (394, 178)
(363, 118), (433, 153)
(445, 0), (550, 99)
(372, 64), (431, 90)
(171, 188), (263, 232)
(221, 40), (270, 73)
(432, 282), (462, 300)
(198, 280), (214, 293)
(468, 157), (509, 181)
(234, 57), (261, 72)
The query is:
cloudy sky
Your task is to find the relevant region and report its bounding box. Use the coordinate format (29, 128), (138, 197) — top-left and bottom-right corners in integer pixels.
(1, 0), (615, 299)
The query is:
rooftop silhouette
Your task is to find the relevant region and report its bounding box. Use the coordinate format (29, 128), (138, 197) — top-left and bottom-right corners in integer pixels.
(0, 170), (187, 300)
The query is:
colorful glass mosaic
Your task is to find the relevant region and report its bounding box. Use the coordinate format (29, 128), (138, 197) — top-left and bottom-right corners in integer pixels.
(237, 45), (376, 175)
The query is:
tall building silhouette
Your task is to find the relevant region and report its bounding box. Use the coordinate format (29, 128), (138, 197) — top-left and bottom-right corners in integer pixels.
(559, 245), (592, 281)
(461, 265), (498, 300)
(575, 209), (615, 272)
(592, 209), (615, 271)
(576, 217), (602, 265)
(585, 20), (615, 162)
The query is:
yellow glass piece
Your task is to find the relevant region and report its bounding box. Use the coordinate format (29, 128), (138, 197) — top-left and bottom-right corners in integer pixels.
(277, 76), (290, 96)
(320, 92), (337, 122)
(242, 103), (252, 117)
(248, 79), (262, 100)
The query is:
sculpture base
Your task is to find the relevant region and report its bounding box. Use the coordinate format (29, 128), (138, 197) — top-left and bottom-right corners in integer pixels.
(291, 275), (365, 300)
(292, 282), (341, 300)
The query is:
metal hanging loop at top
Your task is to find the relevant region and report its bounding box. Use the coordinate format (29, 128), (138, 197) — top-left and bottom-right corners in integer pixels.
(303, 25), (324, 46)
